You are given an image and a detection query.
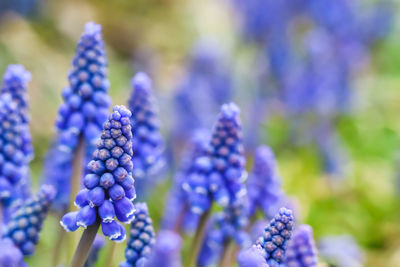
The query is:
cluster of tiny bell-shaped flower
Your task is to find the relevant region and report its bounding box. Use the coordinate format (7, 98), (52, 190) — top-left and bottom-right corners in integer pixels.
(3, 185), (56, 256)
(183, 103), (247, 217)
(238, 246), (269, 267)
(55, 22), (111, 150)
(128, 72), (165, 195)
(0, 93), (32, 205)
(163, 130), (209, 232)
(120, 203), (155, 267)
(255, 208), (295, 267)
(284, 224), (318, 267)
(145, 230), (183, 267)
(247, 145), (285, 218)
(61, 105), (136, 242)
(0, 238), (27, 267)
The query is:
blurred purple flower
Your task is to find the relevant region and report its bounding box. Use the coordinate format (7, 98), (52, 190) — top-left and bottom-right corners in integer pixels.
(284, 225), (318, 267)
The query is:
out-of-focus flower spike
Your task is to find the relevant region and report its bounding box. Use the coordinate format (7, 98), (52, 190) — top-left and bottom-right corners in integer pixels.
(318, 234), (364, 267)
(120, 203), (155, 267)
(146, 230), (183, 267)
(0, 238), (27, 266)
(55, 22), (111, 149)
(238, 246), (269, 267)
(45, 22), (111, 212)
(128, 72), (165, 198)
(284, 225), (318, 267)
(247, 146), (285, 218)
(84, 235), (106, 267)
(0, 93), (33, 209)
(255, 208), (295, 266)
(3, 185), (56, 256)
(61, 105), (136, 243)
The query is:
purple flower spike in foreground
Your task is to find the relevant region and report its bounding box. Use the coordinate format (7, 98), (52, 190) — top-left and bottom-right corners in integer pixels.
(61, 105), (135, 242)
(0, 238), (27, 267)
(146, 230), (183, 267)
(238, 246), (269, 267)
(128, 72), (165, 196)
(55, 22), (111, 150)
(284, 225), (318, 267)
(255, 208), (295, 266)
(3, 185), (55, 256)
(120, 203), (155, 267)
(247, 146), (285, 218)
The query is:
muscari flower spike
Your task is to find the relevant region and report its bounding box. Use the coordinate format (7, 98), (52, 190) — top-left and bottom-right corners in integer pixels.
(284, 225), (318, 267)
(61, 105), (135, 242)
(247, 146), (285, 218)
(128, 72), (165, 197)
(318, 234), (364, 267)
(55, 21), (111, 151)
(238, 246), (269, 267)
(146, 230), (183, 267)
(255, 208), (295, 267)
(84, 235), (106, 267)
(183, 103), (247, 216)
(3, 185), (55, 256)
(120, 203), (155, 267)
(163, 130), (209, 232)
(0, 238), (27, 267)
(0, 94), (33, 206)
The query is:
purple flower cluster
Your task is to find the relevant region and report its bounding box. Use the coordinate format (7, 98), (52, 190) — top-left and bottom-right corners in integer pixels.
(55, 22), (111, 150)
(128, 72), (165, 196)
(255, 208), (294, 266)
(0, 92), (33, 206)
(163, 130), (209, 232)
(238, 246), (269, 267)
(146, 230), (182, 267)
(3, 185), (55, 256)
(120, 203), (155, 267)
(61, 105), (135, 242)
(284, 225), (318, 267)
(183, 103), (247, 215)
(0, 238), (27, 267)
(247, 146), (285, 218)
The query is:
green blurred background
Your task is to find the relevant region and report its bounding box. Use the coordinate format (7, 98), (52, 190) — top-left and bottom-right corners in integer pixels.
(1, 0), (400, 266)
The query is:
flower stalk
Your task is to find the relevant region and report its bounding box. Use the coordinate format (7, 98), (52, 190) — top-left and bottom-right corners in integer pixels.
(70, 220), (100, 267)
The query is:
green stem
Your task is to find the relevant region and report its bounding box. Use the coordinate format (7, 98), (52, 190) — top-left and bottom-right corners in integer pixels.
(52, 212), (67, 266)
(218, 240), (237, 267)
(68, 137), (85, 212)
(184, 209), (211, 267)
(69, 221), (100, 267)
(103, 242), (116, 267)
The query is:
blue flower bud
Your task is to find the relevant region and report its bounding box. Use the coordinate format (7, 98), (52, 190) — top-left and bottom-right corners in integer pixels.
(88, 187), (105, 207)
(76, 205), (97, 229)
(114, 197), (135, 223)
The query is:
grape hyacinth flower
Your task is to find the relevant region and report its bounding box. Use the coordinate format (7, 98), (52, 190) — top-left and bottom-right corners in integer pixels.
(162, 130), (209, 233)
(247, 146), (285, 218)
(255, 208), (295, 266)
(318, 235), (364, 267)
(3, 185), (55, 256)
(184, 103), (247, 215)
(146, 230), (183, 267)
(120, 203), (155, 267)
(1, 64), (33, 157)
(128, 72), (165, 198)
(237, 246), (269, 267)
(0, 94), (33, 208)
(284, 225), (318, 267)
(55, 21), (111, 149)
(0, 238), (27, 267)
(47, 22), (111, 213)
(84, 235), (105, 267)
(61, 105), (135, 242)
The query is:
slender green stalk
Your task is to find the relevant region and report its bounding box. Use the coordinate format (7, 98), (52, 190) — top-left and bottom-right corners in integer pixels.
(52, 212), (67, 266)
(184, 209), (211, 267)
(69, 221), (100, 267)
(218, 240), (237, 267)
(103, 242), (116, 267)
(68, 137), (85, 212)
